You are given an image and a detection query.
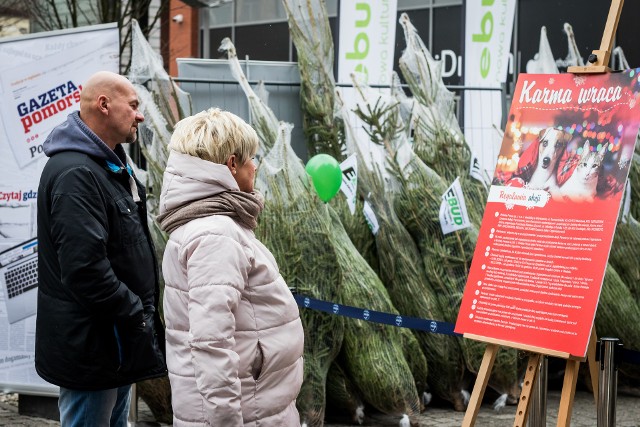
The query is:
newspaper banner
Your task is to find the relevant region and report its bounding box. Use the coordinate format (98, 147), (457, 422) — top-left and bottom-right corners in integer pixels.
(0, 24), (119, 395)
(439, 177), (471, 234)
(340, 153), (358, 215)
(0, 34), (118, 168)
(455, 71), (640, 357)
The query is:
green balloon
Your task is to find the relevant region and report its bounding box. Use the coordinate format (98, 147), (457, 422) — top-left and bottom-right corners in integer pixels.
(305, 154), (343, 202)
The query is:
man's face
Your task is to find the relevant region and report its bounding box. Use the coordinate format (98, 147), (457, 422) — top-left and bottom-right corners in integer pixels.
(108, 84), (144, 144)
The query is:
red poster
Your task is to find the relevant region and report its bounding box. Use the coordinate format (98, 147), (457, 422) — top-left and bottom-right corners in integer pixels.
(455, 71), (640, 357)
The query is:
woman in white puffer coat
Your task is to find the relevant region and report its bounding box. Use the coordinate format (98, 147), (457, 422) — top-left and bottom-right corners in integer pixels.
(157, 108), (304, 426)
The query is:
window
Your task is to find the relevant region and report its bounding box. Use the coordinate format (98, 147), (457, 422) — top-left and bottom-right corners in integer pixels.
(235, 22), (290, 61)
(208, 3), (233, 27)
(235, 0), (286, 24)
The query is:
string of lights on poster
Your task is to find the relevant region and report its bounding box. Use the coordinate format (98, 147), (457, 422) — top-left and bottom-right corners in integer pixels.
(455, 69), (640, 357)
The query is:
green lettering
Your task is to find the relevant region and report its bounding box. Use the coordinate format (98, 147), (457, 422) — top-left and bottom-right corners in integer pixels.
(354, 64), (369, 81)
(346, 33), (369, 60)
(355, 3), (371, 27)
(480, 47), (490, 78)
(472, 11), (493, 43)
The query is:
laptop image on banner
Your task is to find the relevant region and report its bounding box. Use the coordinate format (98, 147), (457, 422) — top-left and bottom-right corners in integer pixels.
(0, 238), (38, 324)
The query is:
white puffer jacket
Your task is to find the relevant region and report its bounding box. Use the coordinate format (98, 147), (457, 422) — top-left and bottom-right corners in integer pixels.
(159, 151), (304, 426)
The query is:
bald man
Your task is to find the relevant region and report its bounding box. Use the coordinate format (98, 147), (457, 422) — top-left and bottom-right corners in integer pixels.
(36, 71), (167, 427)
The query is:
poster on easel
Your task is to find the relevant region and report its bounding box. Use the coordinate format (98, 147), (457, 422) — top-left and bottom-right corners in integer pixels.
(0, 23), (119, 396)
(455, 70), (640, 358)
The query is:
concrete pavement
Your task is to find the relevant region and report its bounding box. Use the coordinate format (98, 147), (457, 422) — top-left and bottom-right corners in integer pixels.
(1, 389), (639, 426)
(325, 389), (640, 426)
(0, 392), (164, 426)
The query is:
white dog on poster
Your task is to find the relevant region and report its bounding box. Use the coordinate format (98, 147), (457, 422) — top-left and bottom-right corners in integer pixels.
(525, 128), (572, 189)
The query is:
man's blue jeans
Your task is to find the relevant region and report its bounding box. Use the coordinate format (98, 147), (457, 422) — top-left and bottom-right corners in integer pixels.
(58, 385), (131, 427)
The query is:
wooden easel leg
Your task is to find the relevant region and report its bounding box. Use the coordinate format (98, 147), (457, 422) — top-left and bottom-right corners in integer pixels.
(462, 343), (500, 427)
(556, 359), (580, 427)
(513, 353), (541, 427)
(587, 328), (599, 405)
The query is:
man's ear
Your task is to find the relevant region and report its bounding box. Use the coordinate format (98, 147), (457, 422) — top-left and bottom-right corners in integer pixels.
(98, 95), (109, 114)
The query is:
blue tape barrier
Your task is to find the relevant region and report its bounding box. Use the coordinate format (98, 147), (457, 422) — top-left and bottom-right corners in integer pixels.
(294, 295), (640, 364)
(293, 294), (461, 337)
(620, 347), (640, 366)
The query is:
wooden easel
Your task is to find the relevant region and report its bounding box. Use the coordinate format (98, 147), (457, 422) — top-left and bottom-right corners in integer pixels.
(461, 329), (599, 427)
(567, 0), (623, 74)
(462, 1), (624, 425)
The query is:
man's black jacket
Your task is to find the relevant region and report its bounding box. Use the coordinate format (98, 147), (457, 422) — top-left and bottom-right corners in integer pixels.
(36, 112), (167, 390)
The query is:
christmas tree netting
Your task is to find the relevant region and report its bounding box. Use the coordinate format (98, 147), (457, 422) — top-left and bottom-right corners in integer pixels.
(219, 37), (279, 156)
(255, 122), (343, 427)
(398, 13), (488, 227)
(338, 89), (470, 410)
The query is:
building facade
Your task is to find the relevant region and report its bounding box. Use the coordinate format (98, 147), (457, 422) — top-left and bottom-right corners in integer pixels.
(168, 0), (640, 87)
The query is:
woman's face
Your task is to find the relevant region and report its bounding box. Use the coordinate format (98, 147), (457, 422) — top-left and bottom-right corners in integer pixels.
(232, 156), (257, 193)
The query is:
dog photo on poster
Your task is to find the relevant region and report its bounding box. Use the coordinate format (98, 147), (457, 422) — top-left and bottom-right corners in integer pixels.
(455, 70), (640, 357)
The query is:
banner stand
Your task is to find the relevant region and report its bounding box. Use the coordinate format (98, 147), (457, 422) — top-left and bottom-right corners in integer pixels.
(0, 23), (120, 404)
(460, 0), (624, 426)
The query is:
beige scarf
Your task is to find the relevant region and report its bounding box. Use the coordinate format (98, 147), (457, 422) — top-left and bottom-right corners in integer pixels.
(157, 191), (264, 234)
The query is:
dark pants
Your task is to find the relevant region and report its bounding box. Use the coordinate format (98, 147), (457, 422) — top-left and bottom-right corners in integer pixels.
(58, 385), (131, 427)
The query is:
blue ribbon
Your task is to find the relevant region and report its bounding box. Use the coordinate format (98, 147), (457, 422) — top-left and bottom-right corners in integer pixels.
(294, 294), (461, 337)
(620, 347), (640, 366)
(294, 295), (640, 364)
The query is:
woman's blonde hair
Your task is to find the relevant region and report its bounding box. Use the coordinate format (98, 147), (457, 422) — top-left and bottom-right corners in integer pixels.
(168, 108), (259, 165)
